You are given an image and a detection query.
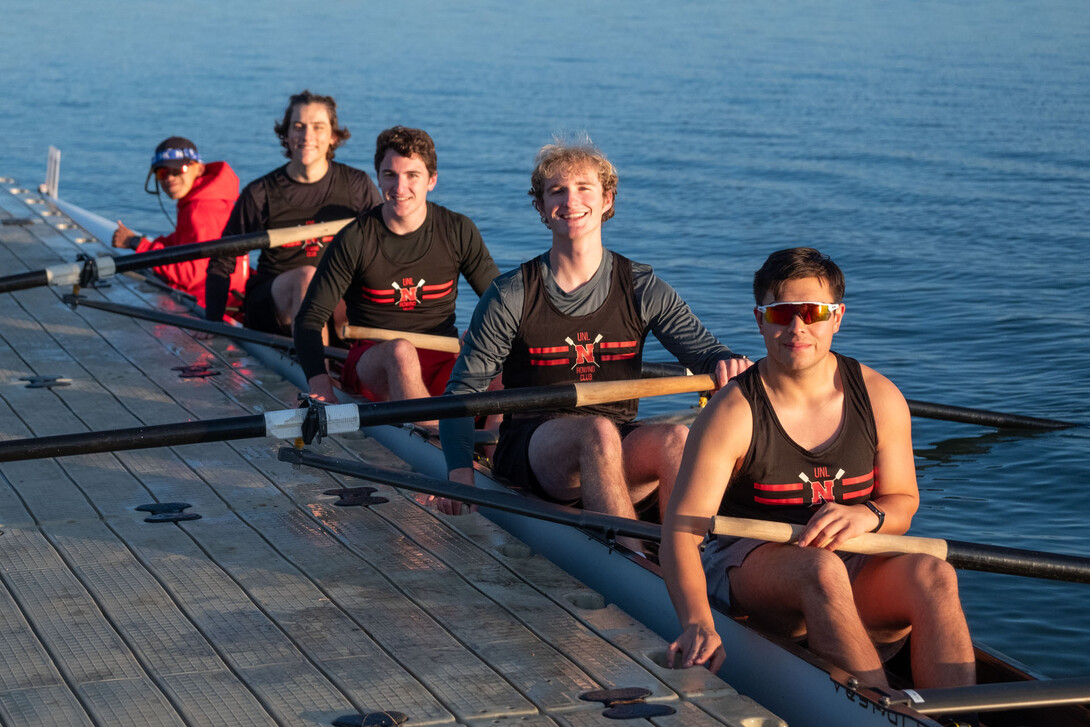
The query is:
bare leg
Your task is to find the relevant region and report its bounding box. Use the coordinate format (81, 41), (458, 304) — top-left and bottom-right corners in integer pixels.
(730, 543), (890, 687)
(353, 339), (436, 426)
(270, 266), (317, 333)
(528, 416), (637, 518)
(620, 423), (688, 520)
(853, 554), (975, 689)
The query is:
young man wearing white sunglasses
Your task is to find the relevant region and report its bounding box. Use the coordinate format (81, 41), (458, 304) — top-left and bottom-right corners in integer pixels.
(661, 248), (976, 715)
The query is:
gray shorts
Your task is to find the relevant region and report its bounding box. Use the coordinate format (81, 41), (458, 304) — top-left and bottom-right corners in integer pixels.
(702, 535), (907, 662)
(701, 535), (870, 613)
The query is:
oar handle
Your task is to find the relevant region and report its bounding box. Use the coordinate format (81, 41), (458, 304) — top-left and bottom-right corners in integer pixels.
(576, 374), (715, 406)
(710, 516), (950, 558)
(340, 325), (461, 353)
(266, 218), (354, 248)
(711, 515), (1090, 583)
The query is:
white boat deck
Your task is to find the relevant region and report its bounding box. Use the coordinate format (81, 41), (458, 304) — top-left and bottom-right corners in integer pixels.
(0, 179), (783, 727)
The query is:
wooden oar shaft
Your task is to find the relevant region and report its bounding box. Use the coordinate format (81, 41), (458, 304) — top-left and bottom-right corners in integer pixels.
(340, 325), (460, 353)
(0, 375), (712, 463)
(65, 294), (348, 362)
(278, 448), (663, 542)
(711, 516), (1090, 583)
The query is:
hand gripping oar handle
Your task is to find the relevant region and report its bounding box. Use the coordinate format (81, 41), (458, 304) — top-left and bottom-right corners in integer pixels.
(0, 218), (354, 293)
(277, 448), (664, 543)
(340, 325), (461, 354)
(711, 516), (1090, 584)
(0, 375), (715, 463)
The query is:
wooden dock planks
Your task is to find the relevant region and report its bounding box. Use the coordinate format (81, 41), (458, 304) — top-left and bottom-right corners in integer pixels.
(0, 181), (784, 727)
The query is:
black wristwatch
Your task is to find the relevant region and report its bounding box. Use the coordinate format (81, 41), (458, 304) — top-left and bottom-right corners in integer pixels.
(863, 501), (884, 533)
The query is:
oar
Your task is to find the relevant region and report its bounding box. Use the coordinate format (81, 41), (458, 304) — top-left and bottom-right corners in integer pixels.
(340, 325), (460, 353)
(643, 362), (1077, 430)
(905, 399), (1076, 430)
(711, 516), (1090, 584)
(277, 448), (1090, 584)
(0, 374), (715, 463)
(63, 294), (349, 362)
(277, 447), (663, 542)
(0, 218), (354, 294)
(885, 676), (1090, 714)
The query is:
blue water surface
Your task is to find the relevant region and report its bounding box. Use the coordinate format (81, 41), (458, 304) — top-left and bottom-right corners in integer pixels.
(2, 0), (1088, 679)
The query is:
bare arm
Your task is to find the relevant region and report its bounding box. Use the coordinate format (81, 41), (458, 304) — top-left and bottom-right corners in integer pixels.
(661, 382), (752, 671)
(796, 365), (919, 550)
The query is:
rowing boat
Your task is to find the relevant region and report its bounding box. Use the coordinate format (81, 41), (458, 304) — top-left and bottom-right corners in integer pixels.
(49, 187), (1090, 727)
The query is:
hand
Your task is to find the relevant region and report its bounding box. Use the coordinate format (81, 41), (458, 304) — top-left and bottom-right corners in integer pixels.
(417, 467), (478, 516)
(112, 221), (137, 249)
(667, 622), (726, 671)
(714, 355), (754, 389)
(306, 374), (339, 404)
(797, 502), (877, 550)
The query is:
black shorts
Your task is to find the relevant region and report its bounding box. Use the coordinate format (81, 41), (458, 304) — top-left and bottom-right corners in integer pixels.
(493, 414), (651, 511)
(242, 275), (289, 335)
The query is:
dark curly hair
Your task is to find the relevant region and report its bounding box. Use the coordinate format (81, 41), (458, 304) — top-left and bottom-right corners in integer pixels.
(374, 126), (438, 176)
(273, 90), (350, 161)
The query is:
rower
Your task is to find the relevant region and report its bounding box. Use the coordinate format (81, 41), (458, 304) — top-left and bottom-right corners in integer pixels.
(294, 126), (499, 408)
(112, 137), (248, 308)
(661, 248), (977, 720)
(204, 90), (381, 336)
(437, 136), (751, 532)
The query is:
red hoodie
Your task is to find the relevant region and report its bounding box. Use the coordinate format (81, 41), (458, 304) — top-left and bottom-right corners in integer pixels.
(134, 161), (248, 309)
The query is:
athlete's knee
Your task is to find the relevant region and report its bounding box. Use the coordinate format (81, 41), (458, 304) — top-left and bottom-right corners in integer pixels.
(385, 338), (421, 368)
(653, 423), (689, 461)
(574, 416), (623, 455)
(904, 554), (961, 600)
(801, 549), (855, 599)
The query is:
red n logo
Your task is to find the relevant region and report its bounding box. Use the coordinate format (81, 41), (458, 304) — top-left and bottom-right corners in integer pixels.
(810, 479), (835, 503)
(574, 344), (596, 365)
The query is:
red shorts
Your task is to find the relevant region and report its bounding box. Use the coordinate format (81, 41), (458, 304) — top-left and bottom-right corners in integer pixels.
(340, 339), (457, 400)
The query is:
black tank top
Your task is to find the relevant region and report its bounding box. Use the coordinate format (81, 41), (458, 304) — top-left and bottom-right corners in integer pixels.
(720, 352), (879, 525)
(502, 253), (646, 427)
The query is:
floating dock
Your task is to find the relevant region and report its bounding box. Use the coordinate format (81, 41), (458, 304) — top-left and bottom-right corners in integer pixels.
(0, 178), (783, 726)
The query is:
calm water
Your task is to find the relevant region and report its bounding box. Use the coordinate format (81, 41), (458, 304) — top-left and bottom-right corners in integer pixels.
(3, 0), (1089, 679)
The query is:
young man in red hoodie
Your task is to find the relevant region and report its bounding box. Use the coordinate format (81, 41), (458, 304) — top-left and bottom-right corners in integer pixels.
(112, 137), (249, 310)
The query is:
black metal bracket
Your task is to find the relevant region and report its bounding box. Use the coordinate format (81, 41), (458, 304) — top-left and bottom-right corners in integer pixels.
(332, 710), (408, 726)
(172, 364), (220, 379)
(323, 487), (389, 508)
(136, 502), (201, 523)
(297, 395), (328, 445)
(76, 253), (100, 288)
(19, 376), (71, 389)
(579, 687), (675, 719)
